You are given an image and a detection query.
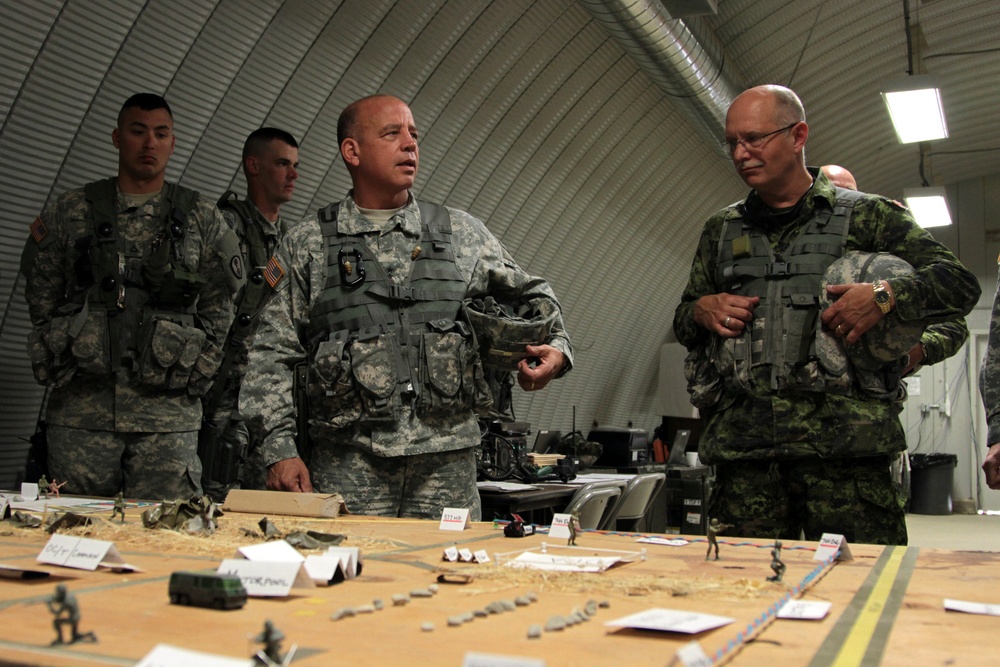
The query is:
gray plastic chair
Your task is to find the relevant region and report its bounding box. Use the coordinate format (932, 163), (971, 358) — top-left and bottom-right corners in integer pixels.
(599, 472), (666, 531)
(561, 485), (623, 530)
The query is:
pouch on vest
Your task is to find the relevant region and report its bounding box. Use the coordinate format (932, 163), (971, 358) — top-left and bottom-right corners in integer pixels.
(137, 315), (206, 389)
(417, 318), (486, 418)
(308, 329), (361, 431)
(349, 330), (400, 421)
(44, 304), (111, 379)
(684, 344), (723, 409)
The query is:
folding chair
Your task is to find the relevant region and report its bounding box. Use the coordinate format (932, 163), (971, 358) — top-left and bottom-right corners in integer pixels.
(599, 472), (666, 531)
(561, 485), (623, 530)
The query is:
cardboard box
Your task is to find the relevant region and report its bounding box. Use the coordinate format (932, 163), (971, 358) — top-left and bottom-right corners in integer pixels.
(222, 489), (348, 518)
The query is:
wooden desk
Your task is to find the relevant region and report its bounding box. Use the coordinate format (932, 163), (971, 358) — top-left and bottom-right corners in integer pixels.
(0, 505), (996, 666)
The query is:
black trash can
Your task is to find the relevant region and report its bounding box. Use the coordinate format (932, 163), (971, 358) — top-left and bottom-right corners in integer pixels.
(908, 453), (957, 515)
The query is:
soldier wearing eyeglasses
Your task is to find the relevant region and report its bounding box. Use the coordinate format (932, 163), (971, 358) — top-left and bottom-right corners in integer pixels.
(673, 85), (978, 545)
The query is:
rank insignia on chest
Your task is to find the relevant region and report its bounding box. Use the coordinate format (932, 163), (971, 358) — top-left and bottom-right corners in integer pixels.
(732, 234), (752, 259)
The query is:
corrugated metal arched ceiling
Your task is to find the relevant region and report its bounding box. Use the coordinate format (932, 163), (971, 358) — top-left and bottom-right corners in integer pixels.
(1, 0), (999, 482)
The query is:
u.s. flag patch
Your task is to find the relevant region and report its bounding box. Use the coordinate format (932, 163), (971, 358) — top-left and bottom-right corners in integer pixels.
(263, 256), (285, 288)
(29, 216), (47, 243)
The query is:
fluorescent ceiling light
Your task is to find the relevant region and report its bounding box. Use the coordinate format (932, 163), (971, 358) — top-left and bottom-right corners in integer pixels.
(905, 187), (951, 228)
(882, 75), (948, 143)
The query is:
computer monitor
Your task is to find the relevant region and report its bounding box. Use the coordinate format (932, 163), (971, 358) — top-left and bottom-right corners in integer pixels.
(667, 429), (691, 466)
(532, 430), (562, 454)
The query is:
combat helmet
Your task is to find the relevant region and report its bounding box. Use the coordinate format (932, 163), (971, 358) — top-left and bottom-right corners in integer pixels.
(819, 251), (925, 371)
(463, 296), (558, 370)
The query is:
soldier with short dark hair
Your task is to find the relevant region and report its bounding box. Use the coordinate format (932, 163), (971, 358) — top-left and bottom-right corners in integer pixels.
(241, 95), (573, 520)
(21, 93), (244, 500)
(199, 127), (300, 500)
(673, 85), (979, 545)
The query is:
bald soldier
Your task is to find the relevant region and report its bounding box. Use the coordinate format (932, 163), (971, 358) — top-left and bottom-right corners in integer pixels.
(241, 95), (573, 521)
(673, 85), (978, 545)
(820, 164), (970, 376)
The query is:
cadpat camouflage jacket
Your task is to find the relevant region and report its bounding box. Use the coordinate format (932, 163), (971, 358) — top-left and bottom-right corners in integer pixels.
(672, 170), (979, 462)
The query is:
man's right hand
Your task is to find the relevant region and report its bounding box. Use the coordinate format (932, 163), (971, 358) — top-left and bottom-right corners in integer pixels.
(694, 293), (759, 337)
(983, 443), (1000, 490)
(267, 457), (314, 492)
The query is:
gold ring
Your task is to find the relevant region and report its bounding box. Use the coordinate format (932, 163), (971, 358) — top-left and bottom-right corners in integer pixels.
(836, 324), (843, 335)
(724, 316), (731, 328)
(530, 382), (535, 390)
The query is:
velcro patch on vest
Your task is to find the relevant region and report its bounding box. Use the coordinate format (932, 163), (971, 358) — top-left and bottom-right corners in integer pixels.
(263, 256), (285, 288)
(29, 216), (47, 243)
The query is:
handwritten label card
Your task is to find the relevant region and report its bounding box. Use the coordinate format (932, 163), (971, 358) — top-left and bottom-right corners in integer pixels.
(21, 483), (39, 501)
(777, 600), (832, 620)
(474, 549), (491, 564)
(304, 555), (349, 584)
(324, 546), (360, 579)
(462, 652), (544, 667)
(944, 599), (1000, 616)
(549, 513), (571, 539)
(136, 643), (255, 667)
(814, 533), (853, 562)
(605, 608), (734, 634)
(439, 508), (469, 531)
(217, 559), (311, 596)
(462, 651), (545, 667)
(237, 539), (304, 563)
(458, 548), (474, 562)
(37, 534), (132, 571)
(676, 641), (712, 667)
(0, 496), (8, 519)
(443, 545), (460, 562)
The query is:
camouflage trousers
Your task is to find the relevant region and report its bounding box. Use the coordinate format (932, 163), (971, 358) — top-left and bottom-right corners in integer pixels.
(48, 425), (202, 500)
(309, 445), (482, 521)
(709, 456), (907, 545)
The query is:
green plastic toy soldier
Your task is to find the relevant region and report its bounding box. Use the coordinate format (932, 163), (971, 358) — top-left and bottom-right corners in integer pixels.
(767, 540), (786, 582)
(705, 518), (732, 561)
(111, 492), (126, 523)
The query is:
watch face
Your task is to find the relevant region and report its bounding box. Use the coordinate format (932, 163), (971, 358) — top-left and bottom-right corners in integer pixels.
(875, 291), (890, 304)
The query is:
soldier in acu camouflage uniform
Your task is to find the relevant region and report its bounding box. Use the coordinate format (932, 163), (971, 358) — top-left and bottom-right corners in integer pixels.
(20, 93), (244, 500)
(979, 268), (1000, 491)
(240, 95), (573, 521)
(673, 85), (979, 545)
(199, 128), (299, 501)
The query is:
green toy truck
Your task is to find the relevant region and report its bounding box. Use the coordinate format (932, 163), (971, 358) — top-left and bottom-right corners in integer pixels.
(168, 571), (247, 610)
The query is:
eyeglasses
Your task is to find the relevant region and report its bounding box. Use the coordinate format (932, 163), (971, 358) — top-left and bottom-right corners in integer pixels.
(721, 122), (799, 154)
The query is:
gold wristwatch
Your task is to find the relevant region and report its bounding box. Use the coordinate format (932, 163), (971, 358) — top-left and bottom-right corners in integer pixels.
(872, 280), (891, 315)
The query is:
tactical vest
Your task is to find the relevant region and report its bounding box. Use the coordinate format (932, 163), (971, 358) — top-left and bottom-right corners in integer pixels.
(304, 201), (490, 431)
(708, 188), (895, 398)
(203, 192), (285, 413)
(68, 178), (206, 384)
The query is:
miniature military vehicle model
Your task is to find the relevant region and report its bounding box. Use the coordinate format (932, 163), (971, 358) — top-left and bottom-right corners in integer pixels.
(168, 571), (247, 610)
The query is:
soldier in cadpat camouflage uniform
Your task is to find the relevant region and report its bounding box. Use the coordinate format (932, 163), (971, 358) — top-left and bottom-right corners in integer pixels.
(199, 128), (300, 501)
(673, 85), (979, 545)
(820, 165), (970, 376)
(20, 93), (244, 500)
(241, 95), (573, 521)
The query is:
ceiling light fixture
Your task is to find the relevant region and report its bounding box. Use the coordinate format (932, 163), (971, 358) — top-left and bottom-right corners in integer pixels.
(904, 187), (951, 228)
(882, 74), (948, 144)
